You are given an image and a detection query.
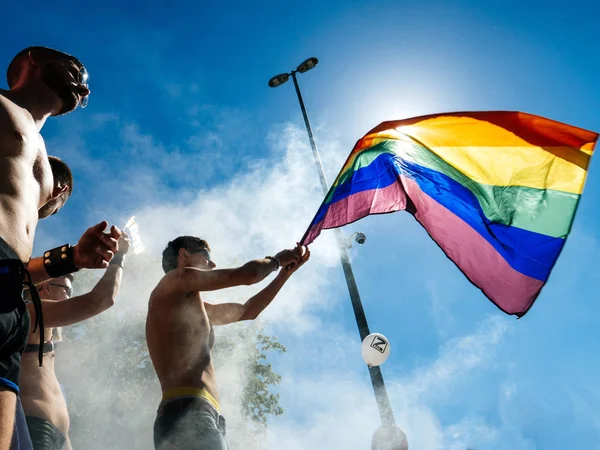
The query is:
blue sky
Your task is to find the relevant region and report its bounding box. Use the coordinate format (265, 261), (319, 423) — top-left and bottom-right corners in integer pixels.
(4, 0), (600, 448)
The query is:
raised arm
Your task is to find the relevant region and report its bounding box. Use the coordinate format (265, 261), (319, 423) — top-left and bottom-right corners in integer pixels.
(205, 246), (310, 325)
(27, 235), (129, 328)
(162, 248), (301, 295)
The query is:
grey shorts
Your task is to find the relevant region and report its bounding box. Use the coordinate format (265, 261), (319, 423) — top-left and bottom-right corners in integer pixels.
(154, 397), (228, 450)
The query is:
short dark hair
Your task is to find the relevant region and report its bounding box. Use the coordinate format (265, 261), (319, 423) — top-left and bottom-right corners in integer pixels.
(162, 236), (211, 273)
(7, 46), (84, 88)
(48, 155), (73, 198)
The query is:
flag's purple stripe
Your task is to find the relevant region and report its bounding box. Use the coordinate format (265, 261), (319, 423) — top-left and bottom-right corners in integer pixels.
(401, 175), (545, 316)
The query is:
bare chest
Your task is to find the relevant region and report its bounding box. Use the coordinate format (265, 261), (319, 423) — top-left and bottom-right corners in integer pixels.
(0, 95), (53, 202)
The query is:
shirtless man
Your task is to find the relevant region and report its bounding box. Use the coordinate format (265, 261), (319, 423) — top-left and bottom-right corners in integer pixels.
(147, 236), (310, 449)
(0, 46), (121, 449)
(20, 235), (130, 450)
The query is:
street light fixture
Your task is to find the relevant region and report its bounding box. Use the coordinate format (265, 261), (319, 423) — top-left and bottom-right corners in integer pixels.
(268, 58), (319, 89)
(296, 57), (319, 73)
(269, 58), (405, 447)
(268, 73), (290, 88)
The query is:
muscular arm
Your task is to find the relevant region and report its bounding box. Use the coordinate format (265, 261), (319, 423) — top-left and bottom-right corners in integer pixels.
(205, 270), (291, 325)
(162, 258), (279, 295)
(27, 263), (123, 328)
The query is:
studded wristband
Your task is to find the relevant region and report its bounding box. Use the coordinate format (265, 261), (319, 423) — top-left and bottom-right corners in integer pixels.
(43, 244), (79, 278)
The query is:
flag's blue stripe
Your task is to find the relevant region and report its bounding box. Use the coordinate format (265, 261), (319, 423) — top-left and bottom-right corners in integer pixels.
(313, 152), (564, 281)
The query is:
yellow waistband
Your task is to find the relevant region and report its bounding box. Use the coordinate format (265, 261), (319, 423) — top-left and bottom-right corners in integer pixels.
(162, 387), (220, 413)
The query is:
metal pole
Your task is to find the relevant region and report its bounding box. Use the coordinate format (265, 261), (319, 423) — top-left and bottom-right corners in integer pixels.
(291, 71), (396, 426)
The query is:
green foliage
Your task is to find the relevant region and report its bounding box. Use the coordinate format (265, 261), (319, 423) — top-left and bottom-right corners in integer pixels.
(243, 332), (286, 425)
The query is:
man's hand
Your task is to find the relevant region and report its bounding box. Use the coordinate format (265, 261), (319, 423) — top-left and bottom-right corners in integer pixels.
(116, 232), (131, 255)
(274, 247), (301, 270)
(280, 245), (310, 275)
(73, 221), (122, 269)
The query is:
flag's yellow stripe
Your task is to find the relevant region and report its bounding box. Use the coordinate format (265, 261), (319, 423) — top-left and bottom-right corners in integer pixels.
(337, 118), (592, 194)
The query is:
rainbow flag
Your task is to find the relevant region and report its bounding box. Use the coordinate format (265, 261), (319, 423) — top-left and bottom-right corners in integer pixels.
(300, 112), (598, 316)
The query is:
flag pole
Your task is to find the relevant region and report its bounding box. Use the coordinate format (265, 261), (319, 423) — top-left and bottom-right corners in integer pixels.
(290, 69), (396, 427)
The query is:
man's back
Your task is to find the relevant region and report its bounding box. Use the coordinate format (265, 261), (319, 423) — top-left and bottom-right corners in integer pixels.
(0, 93), (53, 262)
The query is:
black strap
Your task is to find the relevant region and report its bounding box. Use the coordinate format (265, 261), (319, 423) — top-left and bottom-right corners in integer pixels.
(22, 269), (44, 367)
(24, 341), (57, 355)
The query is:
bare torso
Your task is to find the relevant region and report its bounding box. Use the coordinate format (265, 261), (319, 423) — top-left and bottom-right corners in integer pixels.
(19, 328), (70, 437)
(146, 289), (219, 402)
(0, 92), (53, 261)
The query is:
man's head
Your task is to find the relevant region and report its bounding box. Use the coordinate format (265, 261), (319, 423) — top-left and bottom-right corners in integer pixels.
(39, 156), (73, 219)
(38, 274), (74, 301)
(7, 46), (90, 115)
(162, 236), (215, 273)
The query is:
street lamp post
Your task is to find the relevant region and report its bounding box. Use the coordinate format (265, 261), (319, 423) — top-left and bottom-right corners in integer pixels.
(268, 58), (399, 431)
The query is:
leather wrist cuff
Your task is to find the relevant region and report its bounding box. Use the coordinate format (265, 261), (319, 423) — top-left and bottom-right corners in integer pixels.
(44, 244), (79, 278)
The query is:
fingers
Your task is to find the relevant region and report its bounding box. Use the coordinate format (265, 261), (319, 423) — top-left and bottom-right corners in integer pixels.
(118, 232), (131, 254)
(110, 225), (122, 240)
(295, 247), (311, 268)
(289, 252), (300, 267)
(88, 221), (108, 234)
(286, 245), (310, 272)
(301, 246), (311, 262)
(95, 246), (115, 263)
(90, 224), (121, 253)
(97, 256), (109, 269)
(97, 232), (119, 254)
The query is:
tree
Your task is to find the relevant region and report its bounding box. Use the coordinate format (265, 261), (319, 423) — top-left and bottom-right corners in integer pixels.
(56, 252), (286, 449)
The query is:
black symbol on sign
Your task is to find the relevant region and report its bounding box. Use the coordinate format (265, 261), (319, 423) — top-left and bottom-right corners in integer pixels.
(370, 336), (387, 354)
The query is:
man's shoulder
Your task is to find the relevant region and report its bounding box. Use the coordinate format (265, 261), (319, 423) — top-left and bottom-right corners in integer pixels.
(150, 270), (199, 306)
(149, 270), (182, 302)
(0, 92), (40, 154)
(0, 90), (20, 114)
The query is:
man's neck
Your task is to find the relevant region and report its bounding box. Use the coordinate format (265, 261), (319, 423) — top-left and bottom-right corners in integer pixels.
(2, 82), (59, 130)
